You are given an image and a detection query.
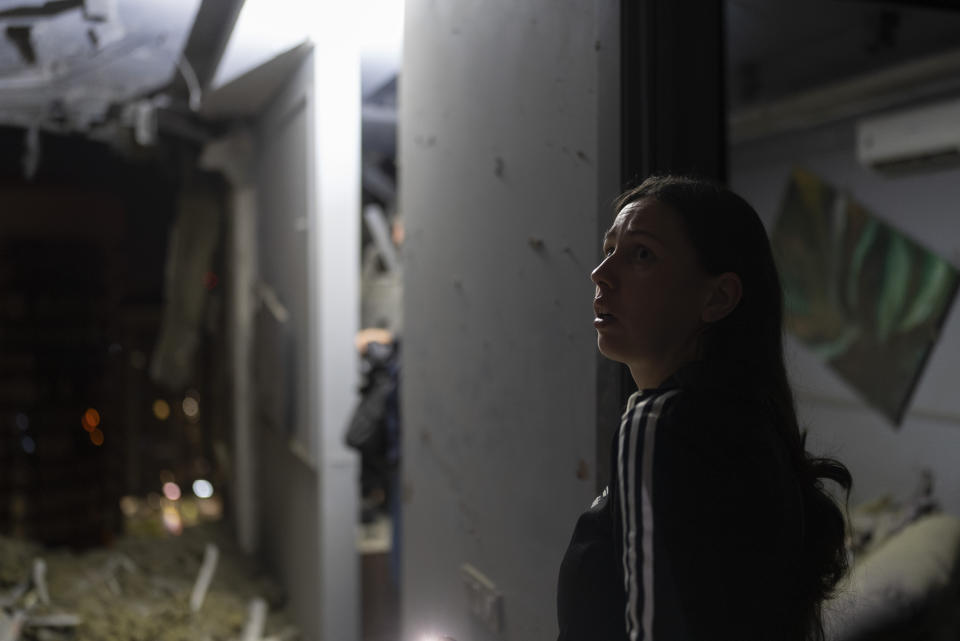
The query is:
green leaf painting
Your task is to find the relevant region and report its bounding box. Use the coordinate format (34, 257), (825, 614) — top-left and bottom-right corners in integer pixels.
(772, 169), (959, 425)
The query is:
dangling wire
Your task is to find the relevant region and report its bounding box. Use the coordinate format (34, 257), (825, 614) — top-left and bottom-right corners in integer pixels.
(176, 55), (202, 112)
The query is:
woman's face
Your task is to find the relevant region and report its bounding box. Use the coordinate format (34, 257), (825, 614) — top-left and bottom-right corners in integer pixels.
(591, 197), (714, 387)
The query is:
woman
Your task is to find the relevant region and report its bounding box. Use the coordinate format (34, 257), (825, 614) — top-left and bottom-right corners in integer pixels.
(557, 175), (851, 641)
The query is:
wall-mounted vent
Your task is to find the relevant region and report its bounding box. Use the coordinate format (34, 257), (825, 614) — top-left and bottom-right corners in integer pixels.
(857, 98), (960, 174)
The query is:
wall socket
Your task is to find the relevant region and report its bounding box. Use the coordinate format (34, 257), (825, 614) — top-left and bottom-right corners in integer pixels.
(460, 563), (503, 634)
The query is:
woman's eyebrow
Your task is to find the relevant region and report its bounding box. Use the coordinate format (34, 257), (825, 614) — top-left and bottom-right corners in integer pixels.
(603, 228), (661, 245)
(622, 228), (661, 243)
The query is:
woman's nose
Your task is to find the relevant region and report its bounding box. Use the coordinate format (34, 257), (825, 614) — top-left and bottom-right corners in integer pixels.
(591, 258), (612, 289)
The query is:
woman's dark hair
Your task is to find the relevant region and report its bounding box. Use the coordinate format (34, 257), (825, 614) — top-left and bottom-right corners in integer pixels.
(616, 174), (852, 641)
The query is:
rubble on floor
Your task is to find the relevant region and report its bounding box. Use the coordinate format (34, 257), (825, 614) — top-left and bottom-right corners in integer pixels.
(0, 522), (299, 641)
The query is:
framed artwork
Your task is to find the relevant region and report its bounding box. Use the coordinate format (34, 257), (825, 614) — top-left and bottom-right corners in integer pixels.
(772, 168), (959, 424)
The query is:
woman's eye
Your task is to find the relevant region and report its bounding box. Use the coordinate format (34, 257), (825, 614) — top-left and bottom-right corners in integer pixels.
(630, 245), (654, 262)
(603, 246), (614, 257)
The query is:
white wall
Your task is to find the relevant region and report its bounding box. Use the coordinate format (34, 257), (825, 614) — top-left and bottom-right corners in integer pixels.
(253, 53), (322, 640)
(248, 42), (360, 641)
(310, 17), (363, 641)
(400, 2), (619, 640)
(730, 115), (960, 514)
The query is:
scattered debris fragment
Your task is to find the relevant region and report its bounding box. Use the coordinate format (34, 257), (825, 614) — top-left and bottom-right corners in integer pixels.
(30, 562), (47, 607)
(189, 544), (219, 613)
(239, 597), (267, 641)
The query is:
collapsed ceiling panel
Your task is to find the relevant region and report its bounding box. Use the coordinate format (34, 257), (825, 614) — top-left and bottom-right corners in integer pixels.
(0, 0), (201, 133)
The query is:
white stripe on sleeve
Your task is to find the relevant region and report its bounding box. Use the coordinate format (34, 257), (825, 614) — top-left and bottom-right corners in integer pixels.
(621, 390), (679, 641)
(617, 392), (644, 630)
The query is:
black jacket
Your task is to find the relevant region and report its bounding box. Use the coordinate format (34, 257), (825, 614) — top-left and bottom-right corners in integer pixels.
(557, 363), (804, 640)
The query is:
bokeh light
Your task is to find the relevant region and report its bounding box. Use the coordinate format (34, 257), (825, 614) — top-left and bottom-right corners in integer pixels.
(162, 482), (182, 501)
(119, 496), (139, 517)
(89, 429), (104, 446)
(182, 396), (199, 419)
(152, 399), (171, 421)
(192, 479), (214, 499)
(81, 408), (100, 432)
(162, 505), (183, 535)
(21, 436), (35, 454)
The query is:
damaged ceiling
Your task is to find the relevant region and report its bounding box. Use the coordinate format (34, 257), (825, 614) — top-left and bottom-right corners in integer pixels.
(0, 0), (400, 164)
(0, 0), (201, 138)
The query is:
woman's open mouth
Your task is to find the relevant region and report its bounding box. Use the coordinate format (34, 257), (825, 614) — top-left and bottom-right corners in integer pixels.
(594, 313), (616, 328)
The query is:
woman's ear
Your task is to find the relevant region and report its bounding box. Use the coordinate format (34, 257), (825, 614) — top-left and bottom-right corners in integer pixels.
(702, 272), (742, 323)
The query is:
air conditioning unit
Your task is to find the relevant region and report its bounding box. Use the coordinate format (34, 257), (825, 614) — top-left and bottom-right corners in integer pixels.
(856, 97), (960, 173)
